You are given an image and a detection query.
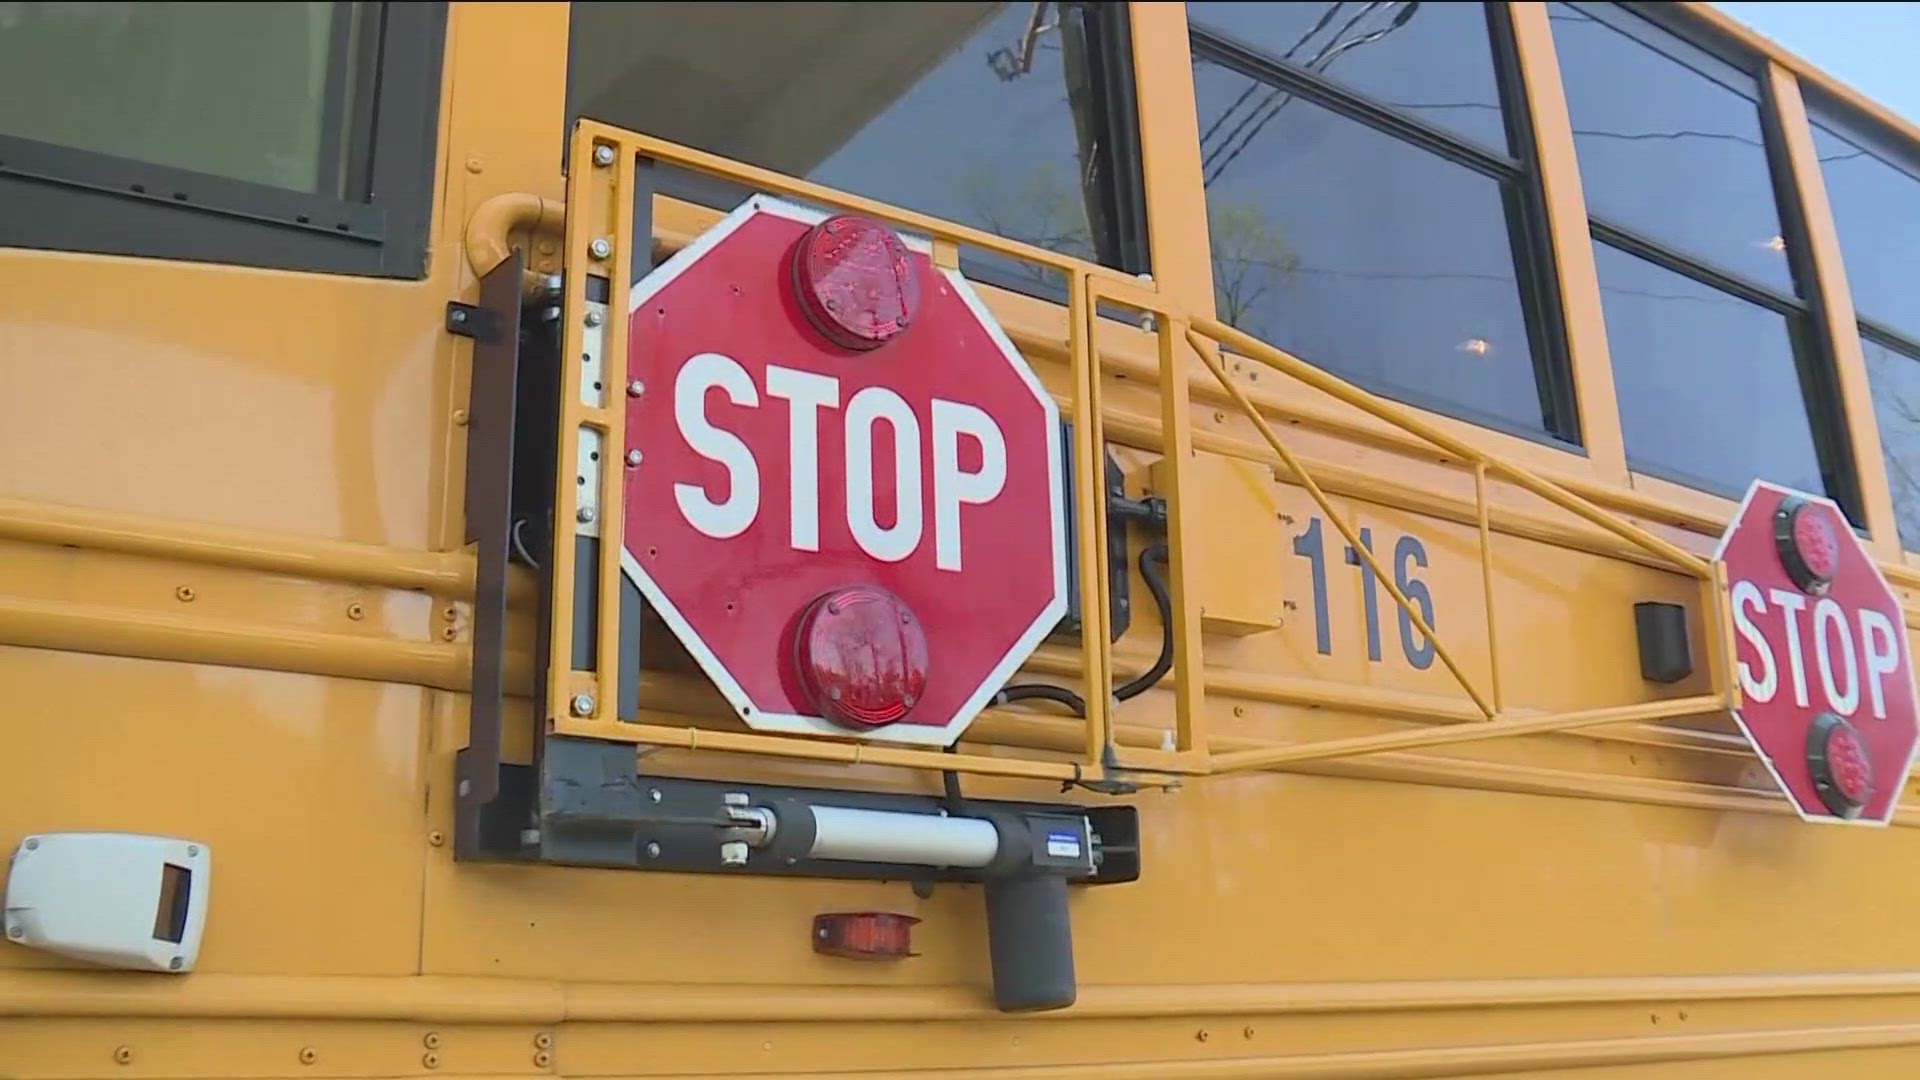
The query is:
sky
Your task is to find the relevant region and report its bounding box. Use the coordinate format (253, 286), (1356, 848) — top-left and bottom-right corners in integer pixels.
(1711, 2), (1920, 122)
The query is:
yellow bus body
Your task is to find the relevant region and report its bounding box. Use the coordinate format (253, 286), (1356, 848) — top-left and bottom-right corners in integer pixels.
(9, 2), (1920, 1076)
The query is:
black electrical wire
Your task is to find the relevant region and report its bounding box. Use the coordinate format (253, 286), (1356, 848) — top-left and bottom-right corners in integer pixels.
(998, 683), (1091, 714)
(1114, 543), (1171, 702)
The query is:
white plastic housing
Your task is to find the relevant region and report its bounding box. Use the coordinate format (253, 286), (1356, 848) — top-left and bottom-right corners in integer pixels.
(807, 806), (1000, 868)
(4, 832), (209, 973)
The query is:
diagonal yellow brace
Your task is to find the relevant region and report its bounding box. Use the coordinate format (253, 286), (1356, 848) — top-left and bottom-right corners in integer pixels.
(1188, 330), (1497, 720)
(1193, 317), (1712, 580)
(1208, 695), (1726, 771)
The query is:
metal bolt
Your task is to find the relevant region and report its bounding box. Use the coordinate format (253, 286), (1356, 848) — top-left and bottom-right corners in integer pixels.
(626, 449), (643, 467)
(187, 845), (199, 857)
(720, 841), (750, 866)
(585, 309), (603, 327)
(428, 830), (446, 846)
(571, 693), (595, 717)
(519, 828), (541, 847)
(723, 792), (750, 806)
(577, 505), (597, 524)
(627, 380), (645, 397)
(25, 838), (38, 851)
(645, 842), (661, 858)
(6, 925), (22, 939)
(593, 144), (616, 167)
(175, 585), (195, 602)
(534, 1032), (553, 1050)
(541, 304), (561, 323)
(533, 1051), (553, 1068)
(449, 307), (467, 325)
(544, 272), (563, 295)
(422, 1051), (440, 1069)
(299, 1047), (318, 1064)
(347, 603), (365, 621)
(589, 237), (612, 260)
(169, 956), (183, 970)
(1195, 1029), (1210, 1043)
(452, 409), (469, 426)
(649, 788), (662, 803)
(114, 1046), (134, 1065)
(423, 1033), (442, 1050)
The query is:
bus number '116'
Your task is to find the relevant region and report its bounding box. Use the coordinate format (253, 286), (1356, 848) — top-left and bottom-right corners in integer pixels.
(1291, 517), (1436, 669)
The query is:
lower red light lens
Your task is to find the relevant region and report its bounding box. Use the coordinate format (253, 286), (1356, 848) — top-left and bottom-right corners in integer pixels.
(1807, 711), (1873, 818)
(793, 585), (930, 729)
(1774, 496), (1838, 595)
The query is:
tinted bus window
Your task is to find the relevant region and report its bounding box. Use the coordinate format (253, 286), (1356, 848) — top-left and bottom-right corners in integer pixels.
(567, 2), (1148, 296)
(1188, 2), (1575, 445)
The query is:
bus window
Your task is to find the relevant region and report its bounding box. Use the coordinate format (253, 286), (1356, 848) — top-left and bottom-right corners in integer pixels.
(0, 2), (444, 278)
(565, 2), (1148, 300)
(1809, 104), (1920, 549)
(1551, 2), (1853, 509)
(1185, 2), (1578, 447)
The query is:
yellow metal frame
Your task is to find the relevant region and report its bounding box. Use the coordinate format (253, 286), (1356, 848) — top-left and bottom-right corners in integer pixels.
(537, 119), (1743, 787)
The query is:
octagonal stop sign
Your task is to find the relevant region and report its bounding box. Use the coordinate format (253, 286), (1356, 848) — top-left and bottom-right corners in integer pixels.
(620, 196), (1065, 746)
(1716, 480), (1919, 823)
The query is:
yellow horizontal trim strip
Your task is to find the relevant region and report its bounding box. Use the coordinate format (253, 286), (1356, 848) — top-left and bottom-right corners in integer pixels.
(12, 969), (1920, 1023)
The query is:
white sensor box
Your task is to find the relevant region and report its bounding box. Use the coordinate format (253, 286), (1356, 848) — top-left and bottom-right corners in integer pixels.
(4, 832), (209, 973)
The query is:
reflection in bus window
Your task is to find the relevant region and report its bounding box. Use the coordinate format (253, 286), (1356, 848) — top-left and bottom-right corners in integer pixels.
(1592, 242), (1825, 498)
(0, 2), (370, 195)
(1550, 2), (1793, 292)
(1814, 120), (1920, 343)
(1186, 2), (1575, 445)
(1816, 110), (1920, 549)
(566, 2), (1147, 298)
(1552, 2), (1854, 511)
(1864, 337), (1920, 551)
(1187, 0), (1510, 153)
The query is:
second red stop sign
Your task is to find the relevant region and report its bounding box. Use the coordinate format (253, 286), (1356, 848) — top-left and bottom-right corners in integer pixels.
(621, 197), (1066, 746)
(1717, 479), (1919, 823)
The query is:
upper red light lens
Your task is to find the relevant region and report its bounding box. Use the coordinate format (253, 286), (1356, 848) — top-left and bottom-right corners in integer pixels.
(793, 585), (930, 728)
(1774, 496), (1839, 595)
(790, 215), (921, 351)
(1792, 505), (1838, 581)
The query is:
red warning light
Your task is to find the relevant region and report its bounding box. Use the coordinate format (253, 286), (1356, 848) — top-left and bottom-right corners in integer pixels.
(790, 214), (921, 351)
(1774, 495), (1838, 596)
(793, 585), (930, 729)
(813, 912), (919, 959)
(1808, 711), (1873, 818)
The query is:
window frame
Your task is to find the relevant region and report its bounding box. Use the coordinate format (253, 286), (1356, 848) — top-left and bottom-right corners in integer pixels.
(1558, 0), (1863, 518)
(1186, 2), (1583, 451)
(0, 2), (447, 280)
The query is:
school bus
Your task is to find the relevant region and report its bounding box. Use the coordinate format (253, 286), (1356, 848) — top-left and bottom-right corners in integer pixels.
(9, 0), (1920, 1075)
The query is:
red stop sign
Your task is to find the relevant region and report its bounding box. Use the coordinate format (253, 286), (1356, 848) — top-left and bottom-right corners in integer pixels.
(1716, 480), (1918, 823)
(620, 197), (1066, 746)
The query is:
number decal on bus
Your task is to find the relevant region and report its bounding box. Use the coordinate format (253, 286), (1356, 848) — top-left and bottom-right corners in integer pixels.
(1291, 516), (1435, 669)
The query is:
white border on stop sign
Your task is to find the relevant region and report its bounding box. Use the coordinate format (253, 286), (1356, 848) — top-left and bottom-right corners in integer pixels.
(617, 194), (1069, 746)
(1713, 477), (1919, 826)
